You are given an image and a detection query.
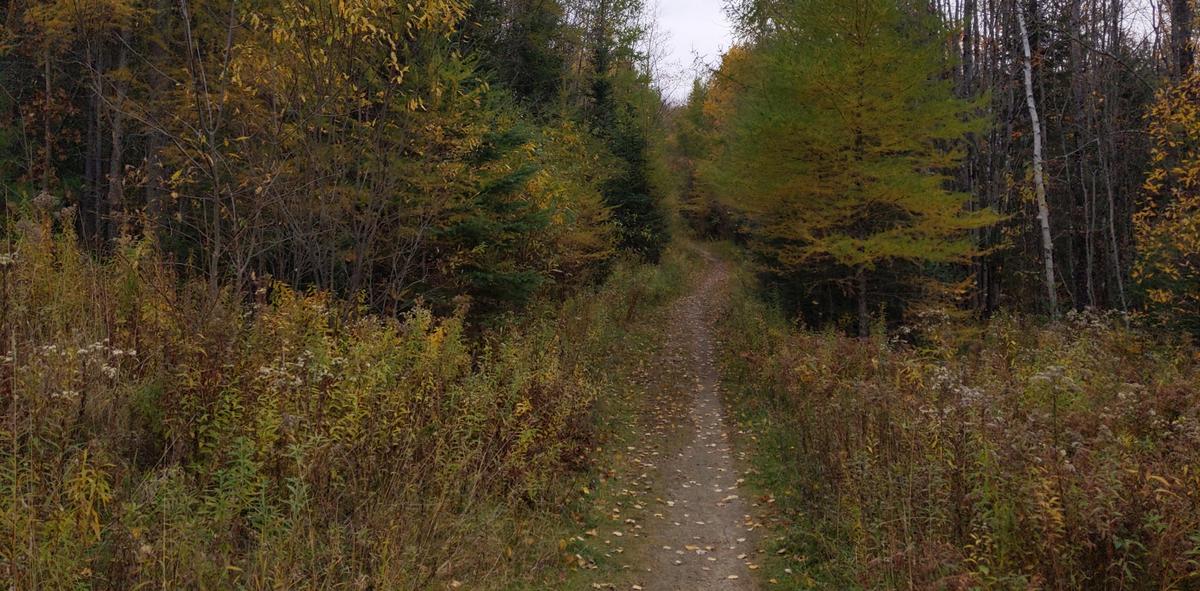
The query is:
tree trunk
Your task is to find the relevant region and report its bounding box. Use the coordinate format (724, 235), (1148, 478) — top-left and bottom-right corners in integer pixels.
(84, 47), (100, 244)
(144, 0), (173, 240)
(106, 32), (131, 241)
(1016, 4), (1059, 317)
(41, 50), (53, 193)
(1171, 0), (1195, 79)
(857, 271), (869, 338)
(961, 0), (976, 94)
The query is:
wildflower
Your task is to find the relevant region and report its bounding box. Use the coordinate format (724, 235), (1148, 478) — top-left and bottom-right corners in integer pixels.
(53, 389), (80, 400)
(956, 385), (985, 409)
(0, 252), (14, 267)
(101, 365), (118, 378)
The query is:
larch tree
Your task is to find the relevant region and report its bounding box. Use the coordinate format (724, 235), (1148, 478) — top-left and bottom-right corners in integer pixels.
(706, 0), (1000, 336)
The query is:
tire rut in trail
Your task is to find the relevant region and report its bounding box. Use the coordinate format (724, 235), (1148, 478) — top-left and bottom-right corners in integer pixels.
(633, 256), (761, 591)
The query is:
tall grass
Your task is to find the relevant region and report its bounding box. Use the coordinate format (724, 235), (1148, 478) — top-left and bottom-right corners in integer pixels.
(0, 212), (689, 589)
(720, 271), (1200, 590)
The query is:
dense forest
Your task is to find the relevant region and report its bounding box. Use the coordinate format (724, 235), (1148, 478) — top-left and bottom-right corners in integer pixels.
(677, 0), (1199, 334)
(3, 0), (1200, 589)
(2, 1), (680, 587)
(1, 0), (670, 314)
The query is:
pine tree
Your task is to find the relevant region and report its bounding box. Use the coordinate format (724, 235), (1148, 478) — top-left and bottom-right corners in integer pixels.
(585, 0), (669, 260)
(463, 0), (568, 111)
(706, 0), (1000, 335)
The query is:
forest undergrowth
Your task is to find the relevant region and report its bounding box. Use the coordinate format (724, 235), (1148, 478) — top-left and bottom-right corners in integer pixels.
(0, 212), (692, 590)
(718, 258), (1200, 590)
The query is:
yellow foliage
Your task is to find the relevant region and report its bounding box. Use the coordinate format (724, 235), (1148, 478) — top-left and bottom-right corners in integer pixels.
(0, 214), (683, 588)
(1134, 70), (1200, 331)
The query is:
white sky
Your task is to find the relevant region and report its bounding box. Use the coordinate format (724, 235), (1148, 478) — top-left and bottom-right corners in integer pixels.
(646, 0), (1162, 104)
(650, 0), (735, 104)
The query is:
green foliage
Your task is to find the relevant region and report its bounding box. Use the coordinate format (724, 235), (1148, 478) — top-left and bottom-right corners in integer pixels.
(699, 0), (1000, 330)
(447, 126), (551, 311)
(601, 118), (670, 261)
(0, 0), (676, 318)
(464, 0), (569, 111)
(719, 268), (1200, 589)
(584, 0), (670, 261)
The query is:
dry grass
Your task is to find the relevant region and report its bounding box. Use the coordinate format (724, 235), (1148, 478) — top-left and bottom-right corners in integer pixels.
(720, 271), (1200, 590)
(0, 213), (689, 590)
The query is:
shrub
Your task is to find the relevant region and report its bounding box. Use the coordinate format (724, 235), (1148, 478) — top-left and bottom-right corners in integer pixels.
(0, 212), (688, 589)
(721, 274), (1200, 590)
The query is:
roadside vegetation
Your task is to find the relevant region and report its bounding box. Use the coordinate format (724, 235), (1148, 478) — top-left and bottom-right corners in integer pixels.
(4, 0), (1200, 588)
(673, 3), (1200, 585)
(0, 212), (690, 589)
(720, 264), (1200, 589)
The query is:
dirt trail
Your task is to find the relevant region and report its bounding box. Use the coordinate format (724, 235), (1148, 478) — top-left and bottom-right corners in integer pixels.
(627, 253), (761, 591)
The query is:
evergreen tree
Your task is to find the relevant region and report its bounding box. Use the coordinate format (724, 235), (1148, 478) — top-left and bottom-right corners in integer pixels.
(585, 0), (668, 260)
(463, 0), (568, 111)
(706, 0), (1000, 335)
(445, 125), (550, 312)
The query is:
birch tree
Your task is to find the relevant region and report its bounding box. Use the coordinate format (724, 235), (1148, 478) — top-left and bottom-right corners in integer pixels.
(1016, 3), (1059, 316)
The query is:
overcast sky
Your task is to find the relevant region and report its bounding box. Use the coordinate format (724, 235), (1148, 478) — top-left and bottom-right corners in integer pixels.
(651, 0), (735, 104)
(647, 0), (1161, 104)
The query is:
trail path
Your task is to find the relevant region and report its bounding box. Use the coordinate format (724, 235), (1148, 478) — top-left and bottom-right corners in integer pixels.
(614, 252), (762, 591)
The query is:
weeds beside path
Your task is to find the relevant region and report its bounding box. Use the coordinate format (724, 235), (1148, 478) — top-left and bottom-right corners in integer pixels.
(717, 254), (1200, 589)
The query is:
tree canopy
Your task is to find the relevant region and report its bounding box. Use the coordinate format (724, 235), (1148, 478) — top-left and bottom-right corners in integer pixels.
(699, 0), (1001, 334)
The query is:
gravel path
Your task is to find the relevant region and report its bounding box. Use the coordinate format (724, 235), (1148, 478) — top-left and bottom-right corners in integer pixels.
(630, 255), (760, 591)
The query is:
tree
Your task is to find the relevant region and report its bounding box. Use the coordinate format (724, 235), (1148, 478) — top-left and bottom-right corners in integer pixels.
(1134, 69), (1200, 332)
(0, 0), (640, 320)
(671, 79), (727, 237)
(583, 0), (669, 261)
(463, 0), (569, 111)
(1016, 2), (1059, 316)
(1170, 0), (1195, 80)
(706, 0), (1000, 335)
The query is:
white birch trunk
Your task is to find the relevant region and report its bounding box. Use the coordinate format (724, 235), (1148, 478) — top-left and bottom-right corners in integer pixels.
(1016, 6), (1059, 317)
